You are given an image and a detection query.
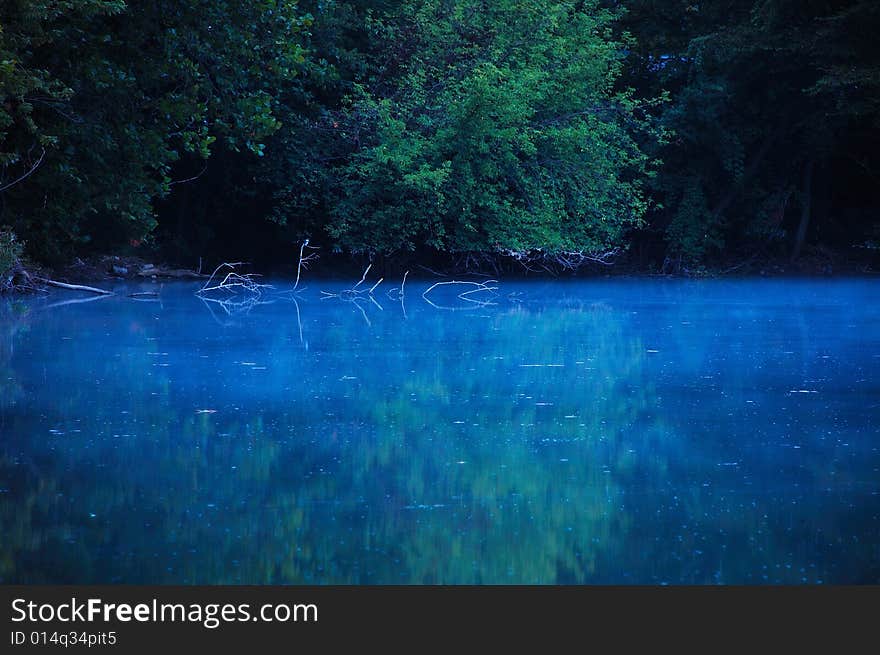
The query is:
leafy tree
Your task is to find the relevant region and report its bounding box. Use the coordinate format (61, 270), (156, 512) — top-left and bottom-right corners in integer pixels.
(0, 0), (310, 260)
(3, 0), (877, 272)
(268, 0), (663, 263)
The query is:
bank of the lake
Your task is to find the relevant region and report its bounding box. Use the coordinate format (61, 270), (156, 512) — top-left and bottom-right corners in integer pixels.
(3, 241), (878, 297)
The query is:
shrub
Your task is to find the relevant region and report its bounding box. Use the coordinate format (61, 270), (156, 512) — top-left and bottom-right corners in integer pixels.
(0, 228), (23, 274)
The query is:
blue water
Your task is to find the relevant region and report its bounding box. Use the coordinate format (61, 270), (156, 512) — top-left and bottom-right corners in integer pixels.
(1, 278), (878, 584)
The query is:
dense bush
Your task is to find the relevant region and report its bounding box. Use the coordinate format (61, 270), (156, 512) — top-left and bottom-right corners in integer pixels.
(323, 1), (662, 257)
(0, 228), (24, 289)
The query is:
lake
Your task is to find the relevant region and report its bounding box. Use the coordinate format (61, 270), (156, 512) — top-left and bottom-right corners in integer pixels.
(1, 278), (878, 584)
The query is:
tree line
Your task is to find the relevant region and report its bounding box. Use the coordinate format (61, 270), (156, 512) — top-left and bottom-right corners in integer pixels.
(1, 0), (878, 274)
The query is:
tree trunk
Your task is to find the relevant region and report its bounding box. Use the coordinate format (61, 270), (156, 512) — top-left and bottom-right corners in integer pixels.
(791, 158), (815, 262)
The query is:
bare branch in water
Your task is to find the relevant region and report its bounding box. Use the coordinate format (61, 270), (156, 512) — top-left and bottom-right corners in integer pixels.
(321, 264), (383, 300)
(352, 264), (372, 290)
(293, 239), (320, 291)
(197, 262), (272, 296)
(37, 277), (113, 295)
(386, 270), (409, 300)
(200, 262), (246, 292)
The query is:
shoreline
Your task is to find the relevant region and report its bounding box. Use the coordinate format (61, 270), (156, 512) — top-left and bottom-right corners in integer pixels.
(2, 246), (878, 295)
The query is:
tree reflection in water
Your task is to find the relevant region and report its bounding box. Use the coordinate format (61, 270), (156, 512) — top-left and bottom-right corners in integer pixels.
(1, 279), (878, 584)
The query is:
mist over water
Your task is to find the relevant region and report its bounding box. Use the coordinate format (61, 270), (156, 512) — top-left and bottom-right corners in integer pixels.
(1, 278), (878, 583)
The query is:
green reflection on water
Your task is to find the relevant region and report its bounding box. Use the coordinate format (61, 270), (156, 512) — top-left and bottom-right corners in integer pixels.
(1, 280), (878, 583)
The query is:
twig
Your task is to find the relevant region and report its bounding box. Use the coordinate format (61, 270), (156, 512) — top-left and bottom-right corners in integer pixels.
(293, 239), (319, 291)
(321, 264), (381, 298)
(0, 148), (46, 193)
(199, 262), (246, 292)
(294, 241), (307, 291)
(421, 279), (500, 310)
(352, 264), (372, 290)
(422, 280), (499, 298)
(168, 161), (208, 187)
(197, 262), (271, 296)
(386, 270), (409, 301)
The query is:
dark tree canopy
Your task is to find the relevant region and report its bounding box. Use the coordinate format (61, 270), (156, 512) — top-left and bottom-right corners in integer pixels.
(1, 0), (309, 260)
(1, 0), (878, 273)
(618, 0), (880, 270)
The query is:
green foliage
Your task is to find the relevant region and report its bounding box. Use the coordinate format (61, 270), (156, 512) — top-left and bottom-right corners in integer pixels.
(2, 0), (877, 269)
(270, 0), (663, 257)
(664, 178), (722, 266)
(0, 0), (309, 260)
(0, 227), (23, 280)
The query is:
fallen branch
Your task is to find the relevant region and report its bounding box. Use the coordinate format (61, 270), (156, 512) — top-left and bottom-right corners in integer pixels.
(422, 279), (499, 299)
(197, 262), (271, 296)
(38, 278), (113, 295)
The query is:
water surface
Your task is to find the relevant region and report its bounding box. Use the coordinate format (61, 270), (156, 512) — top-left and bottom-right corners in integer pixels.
(1, 278), (878, 583)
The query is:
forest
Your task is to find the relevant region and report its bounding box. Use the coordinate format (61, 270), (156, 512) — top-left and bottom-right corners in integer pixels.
(1, 0), (878, 281)
(3, 1), (880, 594)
